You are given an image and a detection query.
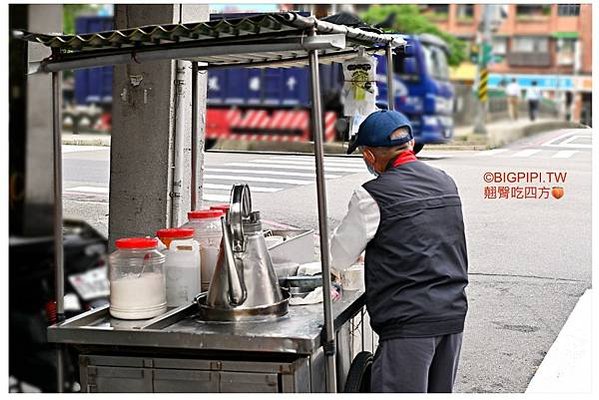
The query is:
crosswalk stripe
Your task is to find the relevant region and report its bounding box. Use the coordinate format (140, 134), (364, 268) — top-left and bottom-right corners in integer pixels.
(258, 158), (364, 167)
(267, 156), (365, 166)
(203, 174), (312, 185)
(203, 193), (231, 202)
(512, 149), (541, 157)
(226, 162), (365, 173)
(552, 150), (579, 159)
(207, 167), (341, 179)
(475, 149), (508, 157)
(231, 161), (364, 173)
(203, 183), (281, 193)
(65, 186), (108, 194)
(63, 145), (108, 154)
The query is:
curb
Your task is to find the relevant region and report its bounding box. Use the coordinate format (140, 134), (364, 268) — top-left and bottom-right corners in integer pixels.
(213, 139), (352, 154)
(456, 120), (586, 149)
(62, 135), (111, 147)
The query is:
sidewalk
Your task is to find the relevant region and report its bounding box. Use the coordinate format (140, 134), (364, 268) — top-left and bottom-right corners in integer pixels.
(61, 118), (585, 152)
(525, 289), (592, 393)
(62, 132), (110, 146)
(450, 118), (586, 150)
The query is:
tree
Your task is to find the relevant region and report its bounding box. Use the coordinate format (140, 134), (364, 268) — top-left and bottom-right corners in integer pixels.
(63, 4), (100, 34)
(361, 5), (467, 66)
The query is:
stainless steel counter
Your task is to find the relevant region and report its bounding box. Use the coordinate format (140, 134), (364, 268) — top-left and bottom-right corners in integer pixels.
(48, 289), (365, 355)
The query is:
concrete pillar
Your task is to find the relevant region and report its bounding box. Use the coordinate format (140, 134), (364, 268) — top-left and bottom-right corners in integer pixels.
(109, 4), (209, 246)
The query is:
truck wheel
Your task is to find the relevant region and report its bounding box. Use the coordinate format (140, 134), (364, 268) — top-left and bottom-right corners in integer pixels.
(204, 139), (217, 150)
(414, 142), (425, 154)
(344, 351), (373, 392)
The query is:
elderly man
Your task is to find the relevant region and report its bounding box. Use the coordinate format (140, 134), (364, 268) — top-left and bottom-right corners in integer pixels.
(330, 110), (469, 393)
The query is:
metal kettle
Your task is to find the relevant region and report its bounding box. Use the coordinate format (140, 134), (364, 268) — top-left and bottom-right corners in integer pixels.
(206, 184), (283, 310)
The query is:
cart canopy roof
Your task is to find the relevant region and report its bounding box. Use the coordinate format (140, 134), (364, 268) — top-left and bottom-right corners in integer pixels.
(15, 12), (406, 73)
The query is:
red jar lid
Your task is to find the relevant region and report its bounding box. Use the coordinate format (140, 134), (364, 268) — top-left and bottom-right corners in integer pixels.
(115, 237), (158, 249)
(156, 228), (195, 239)
(188, 209), (224, 219)
(210, 204), (230, 213)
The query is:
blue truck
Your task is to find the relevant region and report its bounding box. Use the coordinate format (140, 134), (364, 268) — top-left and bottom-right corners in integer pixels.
(73, 16), (113, 106)
(73, 15), (454, 149)
(206, 33), (454, 151)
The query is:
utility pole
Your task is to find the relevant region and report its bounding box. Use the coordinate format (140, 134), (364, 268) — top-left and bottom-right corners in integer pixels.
(473, 5), (493, 134)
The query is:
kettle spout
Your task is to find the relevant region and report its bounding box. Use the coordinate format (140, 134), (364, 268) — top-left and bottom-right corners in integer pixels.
(220, 216), (247, 306)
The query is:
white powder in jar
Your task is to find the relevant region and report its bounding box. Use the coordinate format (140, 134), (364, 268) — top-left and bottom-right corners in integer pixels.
(110, 272), (167, 319)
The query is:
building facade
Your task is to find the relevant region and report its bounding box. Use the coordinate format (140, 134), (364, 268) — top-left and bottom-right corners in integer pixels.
(422, 4), (592, 123)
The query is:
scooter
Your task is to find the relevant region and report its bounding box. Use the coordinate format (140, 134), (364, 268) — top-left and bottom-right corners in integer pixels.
(9, 219), (109, 392)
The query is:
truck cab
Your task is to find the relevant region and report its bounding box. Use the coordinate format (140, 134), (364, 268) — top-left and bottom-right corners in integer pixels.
(376, 34), (454, 149)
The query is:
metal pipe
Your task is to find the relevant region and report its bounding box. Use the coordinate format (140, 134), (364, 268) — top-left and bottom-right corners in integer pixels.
(52, 70), (65, 392)
(195, 48), (378, 71)
(32, 39), (346, 74)
(195, 65), (208, 210)
(361, 307), (365, 352)
(190, 61), (198, 210)
(308, 41), (337, 393)
(385, 44), (395, 111)
(170, 60), (186, 227)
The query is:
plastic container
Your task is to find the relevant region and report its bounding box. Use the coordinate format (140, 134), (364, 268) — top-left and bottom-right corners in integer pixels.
(182, 209), (225, 291)
(108, 237), (167, 320)
(156, 228), (194, 249)
(341, 264), (364, 291)
(264, 235), (284, 248)
(163, 238), (201, 307)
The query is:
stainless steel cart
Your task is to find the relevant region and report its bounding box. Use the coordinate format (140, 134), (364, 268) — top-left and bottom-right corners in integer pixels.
(16, 12), (405, 392)
(49, 290), (366, 392)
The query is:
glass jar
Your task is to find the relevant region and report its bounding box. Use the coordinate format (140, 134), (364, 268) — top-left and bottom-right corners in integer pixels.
(108, 237), (167, 320)
(182, 209), (224, 291)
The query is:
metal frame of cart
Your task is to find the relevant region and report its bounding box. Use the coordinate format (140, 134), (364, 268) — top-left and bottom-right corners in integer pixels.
(16, 12), (405, 393)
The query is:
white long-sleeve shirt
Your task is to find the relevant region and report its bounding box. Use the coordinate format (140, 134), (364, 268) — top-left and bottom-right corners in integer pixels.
(526, 87), (541, 101)
(330, 186), (381, 273)
(505, 82), (521, 97)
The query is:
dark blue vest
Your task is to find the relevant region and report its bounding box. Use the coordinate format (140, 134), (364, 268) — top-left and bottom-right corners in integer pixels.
(362, 160), (468, 340)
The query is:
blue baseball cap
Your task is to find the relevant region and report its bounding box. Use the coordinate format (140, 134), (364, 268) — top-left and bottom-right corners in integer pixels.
(347, 110), (413, 154)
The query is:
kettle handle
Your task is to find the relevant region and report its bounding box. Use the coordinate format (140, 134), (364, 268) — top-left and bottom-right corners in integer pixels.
(228, 184), (252, 252)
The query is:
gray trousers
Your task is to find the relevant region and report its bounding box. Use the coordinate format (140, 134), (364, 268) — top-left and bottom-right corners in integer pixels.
(371, 333), (463, 393)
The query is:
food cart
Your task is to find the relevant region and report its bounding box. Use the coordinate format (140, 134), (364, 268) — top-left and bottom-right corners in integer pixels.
(16, 12), (405, 392)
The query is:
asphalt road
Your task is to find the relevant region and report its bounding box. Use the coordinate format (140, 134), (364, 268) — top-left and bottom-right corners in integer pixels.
(63, 128), (592, 393)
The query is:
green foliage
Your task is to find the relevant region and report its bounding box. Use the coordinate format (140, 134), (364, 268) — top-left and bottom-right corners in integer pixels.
(361, 4), (467, 66)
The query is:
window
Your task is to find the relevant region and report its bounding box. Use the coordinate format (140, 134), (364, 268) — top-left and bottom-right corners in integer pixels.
(492, 37), (507, 55)
(393, 55), (419, 81)
(558, 4), (580, 16)
(456, 4), (474, 20)
(516, 5), (551, 17)
(422, 44), (449, 81)
(426, 4), (449, 17)
(557, 38), (577, 65)
(512, 36), (549, 53)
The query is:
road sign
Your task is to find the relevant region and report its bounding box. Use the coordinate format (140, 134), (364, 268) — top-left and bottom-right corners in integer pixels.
(478, 68), (489, 102)
(481, 43), (493, 66)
